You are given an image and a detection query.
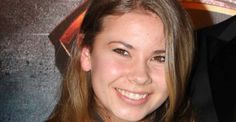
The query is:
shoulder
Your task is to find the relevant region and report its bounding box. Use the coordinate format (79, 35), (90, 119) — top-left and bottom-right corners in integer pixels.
(197, 15), (236, 41)
(193, 15), (236, 122)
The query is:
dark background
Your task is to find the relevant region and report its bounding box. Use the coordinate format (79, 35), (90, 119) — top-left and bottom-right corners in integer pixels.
(0, 0), (233, 122)
(0, 0), (81, 121)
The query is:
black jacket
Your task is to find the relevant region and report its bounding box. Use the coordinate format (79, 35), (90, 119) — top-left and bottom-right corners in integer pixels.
(190, 16), (236, 122)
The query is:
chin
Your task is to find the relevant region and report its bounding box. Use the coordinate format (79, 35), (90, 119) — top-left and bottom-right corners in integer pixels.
(121, 116), (146, 122)
(114, 111), (148, 122)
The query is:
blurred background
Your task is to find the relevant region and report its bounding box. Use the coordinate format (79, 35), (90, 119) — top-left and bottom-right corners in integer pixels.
(0, 0), (235, 122)
(0, 0), (81, 121)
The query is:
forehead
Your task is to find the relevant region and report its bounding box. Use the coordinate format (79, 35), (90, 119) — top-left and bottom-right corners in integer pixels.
(102, 10), (162, 31)
(95, 10), (165, 49)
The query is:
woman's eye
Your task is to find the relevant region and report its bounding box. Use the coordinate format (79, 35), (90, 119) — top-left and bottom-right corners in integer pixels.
(151, 55), (165, 63)
(112, 48), (129, 57)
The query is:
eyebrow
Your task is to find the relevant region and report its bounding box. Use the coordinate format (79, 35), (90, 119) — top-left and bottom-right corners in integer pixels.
(108, 40), (166, 54)
(153, 50), (166, 54)
(107, 41), (134, 49)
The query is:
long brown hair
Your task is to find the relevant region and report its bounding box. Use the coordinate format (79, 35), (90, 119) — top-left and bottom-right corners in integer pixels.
(47, 0), (195, 121)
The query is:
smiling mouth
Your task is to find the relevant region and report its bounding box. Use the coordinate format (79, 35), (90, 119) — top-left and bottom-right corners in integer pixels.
(116, 88), (148, 100)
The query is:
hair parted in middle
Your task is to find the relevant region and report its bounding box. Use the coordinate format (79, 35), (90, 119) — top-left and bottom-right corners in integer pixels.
(47, 0), (195, 122)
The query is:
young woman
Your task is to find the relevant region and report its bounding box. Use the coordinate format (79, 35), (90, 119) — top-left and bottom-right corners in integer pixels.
(47, 0), (195, 121)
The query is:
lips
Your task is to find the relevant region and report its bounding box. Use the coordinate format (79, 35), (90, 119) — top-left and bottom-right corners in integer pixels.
(116, 88), (148, 100)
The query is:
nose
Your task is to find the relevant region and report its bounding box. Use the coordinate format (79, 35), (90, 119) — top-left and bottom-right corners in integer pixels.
(127, 61), (152, 85)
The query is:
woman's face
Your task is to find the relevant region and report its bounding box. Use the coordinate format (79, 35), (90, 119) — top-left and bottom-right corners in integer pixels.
(81, 10), (168, 122)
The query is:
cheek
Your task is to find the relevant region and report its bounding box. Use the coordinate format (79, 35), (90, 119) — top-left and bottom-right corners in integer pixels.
(152, 67), (167, 91)
(90, 55), (128, 104)
(90, 54), (128, 84)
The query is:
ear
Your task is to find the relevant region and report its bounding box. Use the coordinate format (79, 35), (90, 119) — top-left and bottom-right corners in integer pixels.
(80, 46), (92, 71)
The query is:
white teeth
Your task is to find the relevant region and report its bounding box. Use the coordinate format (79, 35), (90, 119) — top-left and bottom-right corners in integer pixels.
(116, 88), (147, 100)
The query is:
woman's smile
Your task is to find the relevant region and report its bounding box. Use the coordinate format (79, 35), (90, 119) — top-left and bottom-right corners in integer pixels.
(115, 87), (150, 105)
(116, 88), (148, 100)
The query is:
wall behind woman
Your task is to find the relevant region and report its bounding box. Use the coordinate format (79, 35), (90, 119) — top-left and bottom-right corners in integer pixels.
(0, 0), (82, 122)
(180, 0), (236, 29)
(0, 0), (235, 122)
